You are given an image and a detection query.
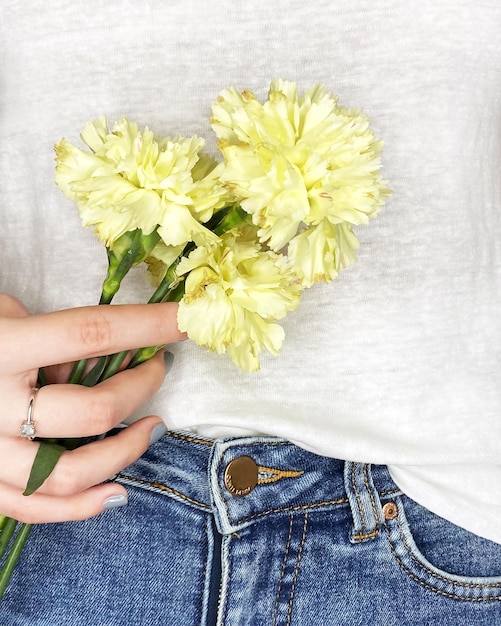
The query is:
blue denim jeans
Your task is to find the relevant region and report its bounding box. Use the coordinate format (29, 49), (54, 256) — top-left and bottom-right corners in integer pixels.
(1, 431), (501, 625)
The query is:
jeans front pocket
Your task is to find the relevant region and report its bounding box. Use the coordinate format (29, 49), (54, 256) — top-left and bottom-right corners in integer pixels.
(383, 493), (501, 603)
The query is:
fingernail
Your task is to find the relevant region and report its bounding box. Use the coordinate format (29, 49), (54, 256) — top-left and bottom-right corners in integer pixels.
(149, 422), (167, 445)
(103, 494), (128, 510)
(164, 351), (175, 373)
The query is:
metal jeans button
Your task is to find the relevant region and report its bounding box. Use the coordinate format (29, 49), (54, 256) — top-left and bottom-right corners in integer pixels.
(382, 502), (398, 520)
(224, 455), (258, 496)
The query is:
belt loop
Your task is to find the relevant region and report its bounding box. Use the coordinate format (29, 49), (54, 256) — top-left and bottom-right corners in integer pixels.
(343, 462), (383, 543)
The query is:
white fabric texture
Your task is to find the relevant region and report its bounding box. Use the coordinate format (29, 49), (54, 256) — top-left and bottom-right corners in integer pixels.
(1, 1), (500, 542)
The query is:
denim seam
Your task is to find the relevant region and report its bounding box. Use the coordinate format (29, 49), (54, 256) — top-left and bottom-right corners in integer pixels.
(201, 516), (213, 626)
(364, 464), (381, 528)
(352, 528), (380, 541)
(350, 464), (382, 541)
(232, 497), (348, 526)
(386, 532), (501, 602)
(166, 431), (214, 447)
(220, 440), (302, 457)
(394, 513), (501, 590)
(219, 536), (231, 626)
(383, 521), (501, 601)
(272, 514), (294, 626)
(242, 441), (290, 447)
(351, 463), (367, 532)
(215, 447), (233, 527)
(286, 513), (308, 626)
(115, 473), (211, 510)
(380, 488), (401, 498)
(351, 463), (380, 540)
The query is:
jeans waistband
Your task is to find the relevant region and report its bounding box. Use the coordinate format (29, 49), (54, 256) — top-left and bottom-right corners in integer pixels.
(116, 430), (402, 537)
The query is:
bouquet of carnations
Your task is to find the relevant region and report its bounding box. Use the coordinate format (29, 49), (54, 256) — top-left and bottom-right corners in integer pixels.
(0, 79), (389, 596)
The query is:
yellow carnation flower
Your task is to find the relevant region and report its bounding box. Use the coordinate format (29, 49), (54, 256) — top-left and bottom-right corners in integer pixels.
(55, 118), (226, 249)
(189, 155), (231, 223)
(211, 79), (390, 286)
(176, 227), (301, 372)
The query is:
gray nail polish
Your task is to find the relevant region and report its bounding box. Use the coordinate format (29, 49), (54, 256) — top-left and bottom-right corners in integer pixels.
(164, 351), (175, 372)
(149, 422), (167, 445)
(103, 494), (128, 510)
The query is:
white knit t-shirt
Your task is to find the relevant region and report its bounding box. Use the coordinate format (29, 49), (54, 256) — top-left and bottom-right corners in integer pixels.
(1, 1), (500, 542)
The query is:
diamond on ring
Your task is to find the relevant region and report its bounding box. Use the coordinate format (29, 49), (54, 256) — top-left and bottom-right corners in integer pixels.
(20, 421), (36, 439)
(20, 387), (39, 440)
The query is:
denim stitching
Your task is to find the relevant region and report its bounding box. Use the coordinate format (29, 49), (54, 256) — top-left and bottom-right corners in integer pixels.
(216, 441), (342, 524)
(201, 516), (213, 623)
(286, 513), (309, 626)
(220, 536), (231, 626)
(393, 512), (501, 590)
(272, 514), (294, 626)
(351, 463), (367, 532)
(257, 466), (304, 485)
(236, 497), (348, 525)
(216, 449), (233, 523)
(380, 488), (401, 498)
(115, 472), (211, 510)
(352, 528), (380, 541)
(166, 431), (214, 447)
(364, 464), (380, 527)
(384, 524), (501, 602)
(249, 441), (291, 447)
(382, 518), (501, 601)
(349, 464), (381, 541)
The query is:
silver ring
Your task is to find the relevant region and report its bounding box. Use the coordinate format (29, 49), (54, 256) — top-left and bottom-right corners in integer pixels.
(20, 387), (40, 440)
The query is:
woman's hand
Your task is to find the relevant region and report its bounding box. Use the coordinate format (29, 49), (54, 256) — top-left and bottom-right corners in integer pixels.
(0, 294), (185, 524)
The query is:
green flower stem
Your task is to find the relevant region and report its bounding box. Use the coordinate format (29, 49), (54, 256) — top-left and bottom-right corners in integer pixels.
(100, 263), (186, 377)
(162, 281), (185, 304)
(100, 229), (143, 305)
(127, 281), (185, 370)
(0, 523), (32, 598)
(136, 230), (161, 263)
(99, 350), (129, 382)
(73, 229), (162, 379)
(67, 358), (89, 385)
(147, 262), (179, 304)
(80, 356), (108, 387)
(99, 274), (177, 379)
(99, 260), (179, 379)
(0, 517), (18, 558)
(128, 345), (163, 369)
(4, 231), (164, 599)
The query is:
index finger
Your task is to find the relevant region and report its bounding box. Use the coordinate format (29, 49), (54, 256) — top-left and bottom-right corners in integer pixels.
(1, 302), (185, 371)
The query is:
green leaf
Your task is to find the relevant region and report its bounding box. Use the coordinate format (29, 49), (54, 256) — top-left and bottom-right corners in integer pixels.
(23, 441), (66, 496)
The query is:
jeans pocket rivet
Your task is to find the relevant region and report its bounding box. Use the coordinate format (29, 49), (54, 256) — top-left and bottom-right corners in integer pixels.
(382, 502), (398, 520)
